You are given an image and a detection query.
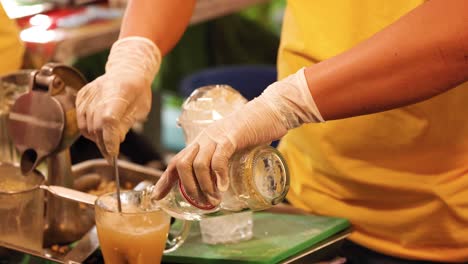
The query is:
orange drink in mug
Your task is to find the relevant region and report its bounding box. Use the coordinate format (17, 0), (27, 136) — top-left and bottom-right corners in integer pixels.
(95, 191), (190, 264)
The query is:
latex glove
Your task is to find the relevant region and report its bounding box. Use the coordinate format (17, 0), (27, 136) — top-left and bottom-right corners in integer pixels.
(152, 68), (324, 206)
(76, 37), (161, 160)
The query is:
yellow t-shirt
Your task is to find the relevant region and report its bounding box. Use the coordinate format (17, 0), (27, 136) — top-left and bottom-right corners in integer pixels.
(0, 5), (24, 75)
(278, 1), (468, 262)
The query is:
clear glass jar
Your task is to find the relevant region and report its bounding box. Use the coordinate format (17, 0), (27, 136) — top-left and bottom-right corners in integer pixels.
(177, 84), (248, 144)
(155, 145), (289, 221)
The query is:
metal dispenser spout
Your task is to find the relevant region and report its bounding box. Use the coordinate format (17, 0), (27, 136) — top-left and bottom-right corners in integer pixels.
(7, 63), (94, 246)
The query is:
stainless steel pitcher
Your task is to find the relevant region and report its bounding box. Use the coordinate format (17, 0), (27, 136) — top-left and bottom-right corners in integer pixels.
(7, 63), (94, 246)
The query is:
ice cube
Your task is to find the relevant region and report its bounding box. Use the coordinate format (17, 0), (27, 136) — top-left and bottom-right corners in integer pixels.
(199, 211), (253, 244)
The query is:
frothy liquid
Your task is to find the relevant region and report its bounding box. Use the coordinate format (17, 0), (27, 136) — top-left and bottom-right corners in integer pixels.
(96, 202), (170, 264)
(0, 178), (28, 192)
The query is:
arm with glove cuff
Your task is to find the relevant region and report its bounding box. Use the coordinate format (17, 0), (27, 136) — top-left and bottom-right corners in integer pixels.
(76, 0), (196, 160)
(153, 0), (468, 206)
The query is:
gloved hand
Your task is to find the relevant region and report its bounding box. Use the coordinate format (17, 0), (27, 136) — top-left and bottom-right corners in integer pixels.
(76, 37), (161, 160)
(152, 68), (325, 206)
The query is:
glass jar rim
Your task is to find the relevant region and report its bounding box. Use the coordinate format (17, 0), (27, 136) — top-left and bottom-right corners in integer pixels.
(95, 190), (164, 215)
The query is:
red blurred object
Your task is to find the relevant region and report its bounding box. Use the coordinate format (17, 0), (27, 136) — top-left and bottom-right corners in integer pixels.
(15, 2), (115, 30)
(16, 7), (86, 29)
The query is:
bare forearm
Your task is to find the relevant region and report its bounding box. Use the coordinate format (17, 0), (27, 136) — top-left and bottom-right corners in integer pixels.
(119, 0), (196, 56)
(306, 0), (468, 120)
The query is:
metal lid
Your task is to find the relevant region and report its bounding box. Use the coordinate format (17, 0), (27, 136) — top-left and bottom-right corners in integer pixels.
(245, 146), (290, 210)
(6, 63), (86, 174)
(8, 91), (65, 172)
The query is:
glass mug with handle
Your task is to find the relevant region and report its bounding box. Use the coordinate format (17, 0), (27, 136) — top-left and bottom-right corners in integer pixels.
(95, 190), (191, 264)
(42, 186), (191, 264)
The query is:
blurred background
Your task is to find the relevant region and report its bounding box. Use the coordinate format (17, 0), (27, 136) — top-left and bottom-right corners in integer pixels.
(1, 0), (286, 167)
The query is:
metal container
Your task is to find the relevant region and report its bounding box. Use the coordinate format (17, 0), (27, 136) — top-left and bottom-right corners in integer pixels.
(7, 63), (92, 246)
(7, 63), (86, 174)
(0, 163), (45, 252)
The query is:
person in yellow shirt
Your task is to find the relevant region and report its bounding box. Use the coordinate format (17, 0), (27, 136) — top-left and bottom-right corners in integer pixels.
(0, 5), (24, 75)
(76, 0), (468, 263)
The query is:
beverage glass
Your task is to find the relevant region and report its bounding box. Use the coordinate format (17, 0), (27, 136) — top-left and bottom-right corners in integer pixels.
(95, 191), (190, 264)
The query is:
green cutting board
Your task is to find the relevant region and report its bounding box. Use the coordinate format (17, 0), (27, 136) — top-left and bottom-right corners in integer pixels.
(163, 213), (350, 264)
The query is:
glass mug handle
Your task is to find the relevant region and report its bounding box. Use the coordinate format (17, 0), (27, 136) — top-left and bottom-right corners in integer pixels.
(164, 219), (191, 253)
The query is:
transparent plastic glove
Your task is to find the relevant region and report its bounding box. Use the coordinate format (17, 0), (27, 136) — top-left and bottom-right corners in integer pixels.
(152, 68), (324, 206)
(76, 37), (161, 160)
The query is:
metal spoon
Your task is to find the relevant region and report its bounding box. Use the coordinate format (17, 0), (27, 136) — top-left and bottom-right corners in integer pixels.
(112, 156), (122, 212)
(41, 180), (154, 207)
(40, 185), (97, 205)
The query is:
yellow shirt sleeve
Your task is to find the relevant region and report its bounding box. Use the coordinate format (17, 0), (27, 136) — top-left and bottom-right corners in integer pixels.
(0, 5), (24, 75)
